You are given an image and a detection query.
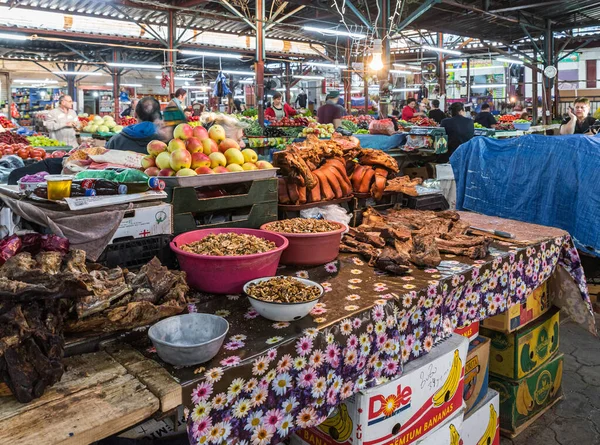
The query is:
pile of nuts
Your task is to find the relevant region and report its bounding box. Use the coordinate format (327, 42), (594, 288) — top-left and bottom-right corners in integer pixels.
(181, 233), (276, 256)
(246, 276), (321, 303)
(264, 218), (340, 234)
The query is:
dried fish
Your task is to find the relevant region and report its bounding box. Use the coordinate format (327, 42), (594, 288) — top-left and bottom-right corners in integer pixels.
(181, 233), (276, 256)
(264, 218), (341, 234)
(246, 277), (321, 303)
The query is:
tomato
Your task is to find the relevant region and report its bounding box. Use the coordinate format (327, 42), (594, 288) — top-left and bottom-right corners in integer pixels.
(30, 148), (45, 159)
(16, 148), (29, 159)
(3, 148), (14, 155)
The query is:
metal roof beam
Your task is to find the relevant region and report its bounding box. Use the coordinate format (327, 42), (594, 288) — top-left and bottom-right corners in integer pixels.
(395, 0), (441, 33)
(219, 0), (256, 31)
(345, 0), (373, 32)
(440, 0), (546, 31)
(556, 38), (594, 63)
(490, 1), (563, 13)
(520, 24), (546, 64)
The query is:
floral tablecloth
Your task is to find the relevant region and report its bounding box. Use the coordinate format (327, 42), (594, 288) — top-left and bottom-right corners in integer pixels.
(125, 218), (594, 445)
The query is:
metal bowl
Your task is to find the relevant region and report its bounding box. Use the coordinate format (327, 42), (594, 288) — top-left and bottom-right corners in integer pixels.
(243, 276), (324, 322)
(148, 313), (229, 366)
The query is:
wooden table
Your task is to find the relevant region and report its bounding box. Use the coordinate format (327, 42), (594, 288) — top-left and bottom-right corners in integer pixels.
(0, 345), (182, 445)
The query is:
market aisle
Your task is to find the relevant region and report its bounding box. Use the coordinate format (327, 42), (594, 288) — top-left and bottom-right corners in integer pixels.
(501, 317), (600, 445)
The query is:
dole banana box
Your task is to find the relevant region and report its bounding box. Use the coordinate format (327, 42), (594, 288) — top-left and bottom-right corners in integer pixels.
(454, 320), (480, 342)
(481, 282), (550, 333)
(480, 307), (559, 380)
(488, 353), (563, 433)
(460, 389), (500, 445)
(413, 409), (464, 445)
(292, 334), (469, 445)
(463, 336), (491, 414)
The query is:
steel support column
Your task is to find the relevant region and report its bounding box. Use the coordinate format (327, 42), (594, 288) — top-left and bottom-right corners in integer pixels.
(364, 55), (369, 114)
(344, 39), (352, 114)
(466, 58), (471, 103)
(66, 62), (76, 99)
(112, 50), (120, 117)
(532, 50), (539, 125)
(380, 0), (390, 117)
(438, 33), (446, 96)
(346, 0), (374, 32)
(543, 20), (553, 124)
(256, 0), (265, 126)
(167, 10), (176, 96)
(285, 62), (291, 104)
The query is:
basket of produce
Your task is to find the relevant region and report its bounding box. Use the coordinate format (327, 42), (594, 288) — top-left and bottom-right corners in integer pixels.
(170, 228), (289, 294)
(513, 119), (531, 131)
(148, 313), (229, 365)
(243, 276), (323, 321)
(261, 218), (346, 266)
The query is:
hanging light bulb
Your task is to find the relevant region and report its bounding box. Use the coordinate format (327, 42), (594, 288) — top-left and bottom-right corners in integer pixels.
(370, 39), (383, 71)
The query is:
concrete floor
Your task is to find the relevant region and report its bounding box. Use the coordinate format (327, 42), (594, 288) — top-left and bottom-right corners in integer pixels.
(501, 318), (600, 445)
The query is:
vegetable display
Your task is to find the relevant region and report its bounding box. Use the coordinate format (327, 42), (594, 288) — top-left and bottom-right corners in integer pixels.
(0, 116), (16, 129)
(409, 117), (440, 127)
(300, 123), (335, 138)
(26, 135), (66, 147)
(341, 120), (359, 133)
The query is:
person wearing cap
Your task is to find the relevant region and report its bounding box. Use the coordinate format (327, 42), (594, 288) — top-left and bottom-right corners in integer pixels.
(317, 91), (343, 129)
(265, 92), (297, 121)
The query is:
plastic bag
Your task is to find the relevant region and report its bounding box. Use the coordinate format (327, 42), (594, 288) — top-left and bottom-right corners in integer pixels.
(300, 204), (351, 229)
(369, 119), (395, 136)
(20, 233), (70, 256)
(0, 234), (22, 265)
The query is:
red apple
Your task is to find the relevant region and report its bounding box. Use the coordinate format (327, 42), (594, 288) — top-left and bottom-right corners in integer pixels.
(191, 152), (211, 169)
(170, 148), (192, 171)
(174, 123), (193, 140)
(158, 168), (175, 177)
(147, 140), (167, 156)
(195, 166), (215, 175)
(213, 166), (229, 173)
(208, 124), (226, 143)
(186, 137), (203, 154)
(144, 167), (160, 176)
(218, 138), (241, 153)
(141, 155), (156, 169)
(202, 138), (219, 155)
(193, 126), (209, 141)
(167, 138), (186, 153)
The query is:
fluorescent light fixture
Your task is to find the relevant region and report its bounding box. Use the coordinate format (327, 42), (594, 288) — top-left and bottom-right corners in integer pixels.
(53, 71), (103, 76)
(185, 86), (209, 90)
(179, 50), (242, 59)
(446, 66), (502, 72)
(14, 79), (58, 84)
(107, 62), (162, 69)
(221, 70), (255, 76)
(0, 32), (28, 41)
(293, 75), (325, 80)
(238, 79), (254, 84)
(350, 90), (362, 93)
(392, 88), (420, 92)
(306, 62), (347, 69)
(471, 84), (506, 88)
(422, 45), (462, 55)
(106, 82), (143, 87)
(370, 39), (383, 71)
(393, 63), (420, 71)
(275, 87), (299, 91)
(389, 70), (411, 75)
(496, 57), (524, 65)
(234, 95), (245, 99)
(154, 75), (195, 80)
(303, 26), (366, 39)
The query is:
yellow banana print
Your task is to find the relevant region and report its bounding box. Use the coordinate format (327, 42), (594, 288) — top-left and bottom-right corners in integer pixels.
(550, 360), (563, 398)
(317, 404), (353, 443)
(477, 404), (497, 445)
(449, 424), (461, 445)
(515, 382), (530, 416)
(432, 350), (462, 407)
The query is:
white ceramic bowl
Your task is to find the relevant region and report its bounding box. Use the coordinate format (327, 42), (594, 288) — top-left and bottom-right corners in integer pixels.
(243, 276), (324, 322)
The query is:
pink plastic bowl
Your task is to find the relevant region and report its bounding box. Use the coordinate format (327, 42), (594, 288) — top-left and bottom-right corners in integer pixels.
(260, 221), (346, 266)
(170, 228), (289, 294)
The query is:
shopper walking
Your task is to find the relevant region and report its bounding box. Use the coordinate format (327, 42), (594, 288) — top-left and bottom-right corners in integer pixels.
(439, 102), (474, 162)
(44, 95), (78, 147)
(428, 99), (446, 124)
(317, 91), (343, 129)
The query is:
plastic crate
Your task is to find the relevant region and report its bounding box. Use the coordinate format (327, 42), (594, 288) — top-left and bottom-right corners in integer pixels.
(400, 193), (449, 211)
(97, 234), (175, 269)
(174, 201), (278, 234)
(165, 178), (278, 214)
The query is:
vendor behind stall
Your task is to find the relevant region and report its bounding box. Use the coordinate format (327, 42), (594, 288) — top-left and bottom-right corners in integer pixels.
(167, 88), (187, 112)
(106, 97), (166, 153)
(44, 95), (78, 147)
(560, 97), (598, 135)
(401, 98), (425, 121)
(265, 92), (297, 120)
(317, 91), (343, 128)
(474, 103), (497, 128)
(440, 102), (474, 162)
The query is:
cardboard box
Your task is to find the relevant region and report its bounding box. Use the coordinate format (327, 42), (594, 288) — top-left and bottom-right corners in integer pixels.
(110, 202), (172, 243)
(455, 320), (480, 342)
(293, 334), (469, 445)
(489, 353), (563, 433)
(481, 307), (559, 380)
(461, 389), (500, 445)
(481, 282), (550, 333)
(463, 336), (490, 414)
(414, 409), (464, 445)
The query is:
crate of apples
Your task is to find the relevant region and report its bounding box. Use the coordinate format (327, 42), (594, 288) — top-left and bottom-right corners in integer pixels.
(142, 123), (273, 177)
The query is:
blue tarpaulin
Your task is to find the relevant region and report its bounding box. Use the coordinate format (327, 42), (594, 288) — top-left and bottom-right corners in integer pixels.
(451, 134), (600, 256)
(355, 134), (406, 151)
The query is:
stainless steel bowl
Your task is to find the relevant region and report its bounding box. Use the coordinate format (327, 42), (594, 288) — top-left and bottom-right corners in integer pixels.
(148, 313), (229, 366)
(244, 276), (324, 322)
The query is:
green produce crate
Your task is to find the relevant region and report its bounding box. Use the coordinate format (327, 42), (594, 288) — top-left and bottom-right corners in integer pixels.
(173, 201), (277, 234)
(165, 178), (278, 214)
